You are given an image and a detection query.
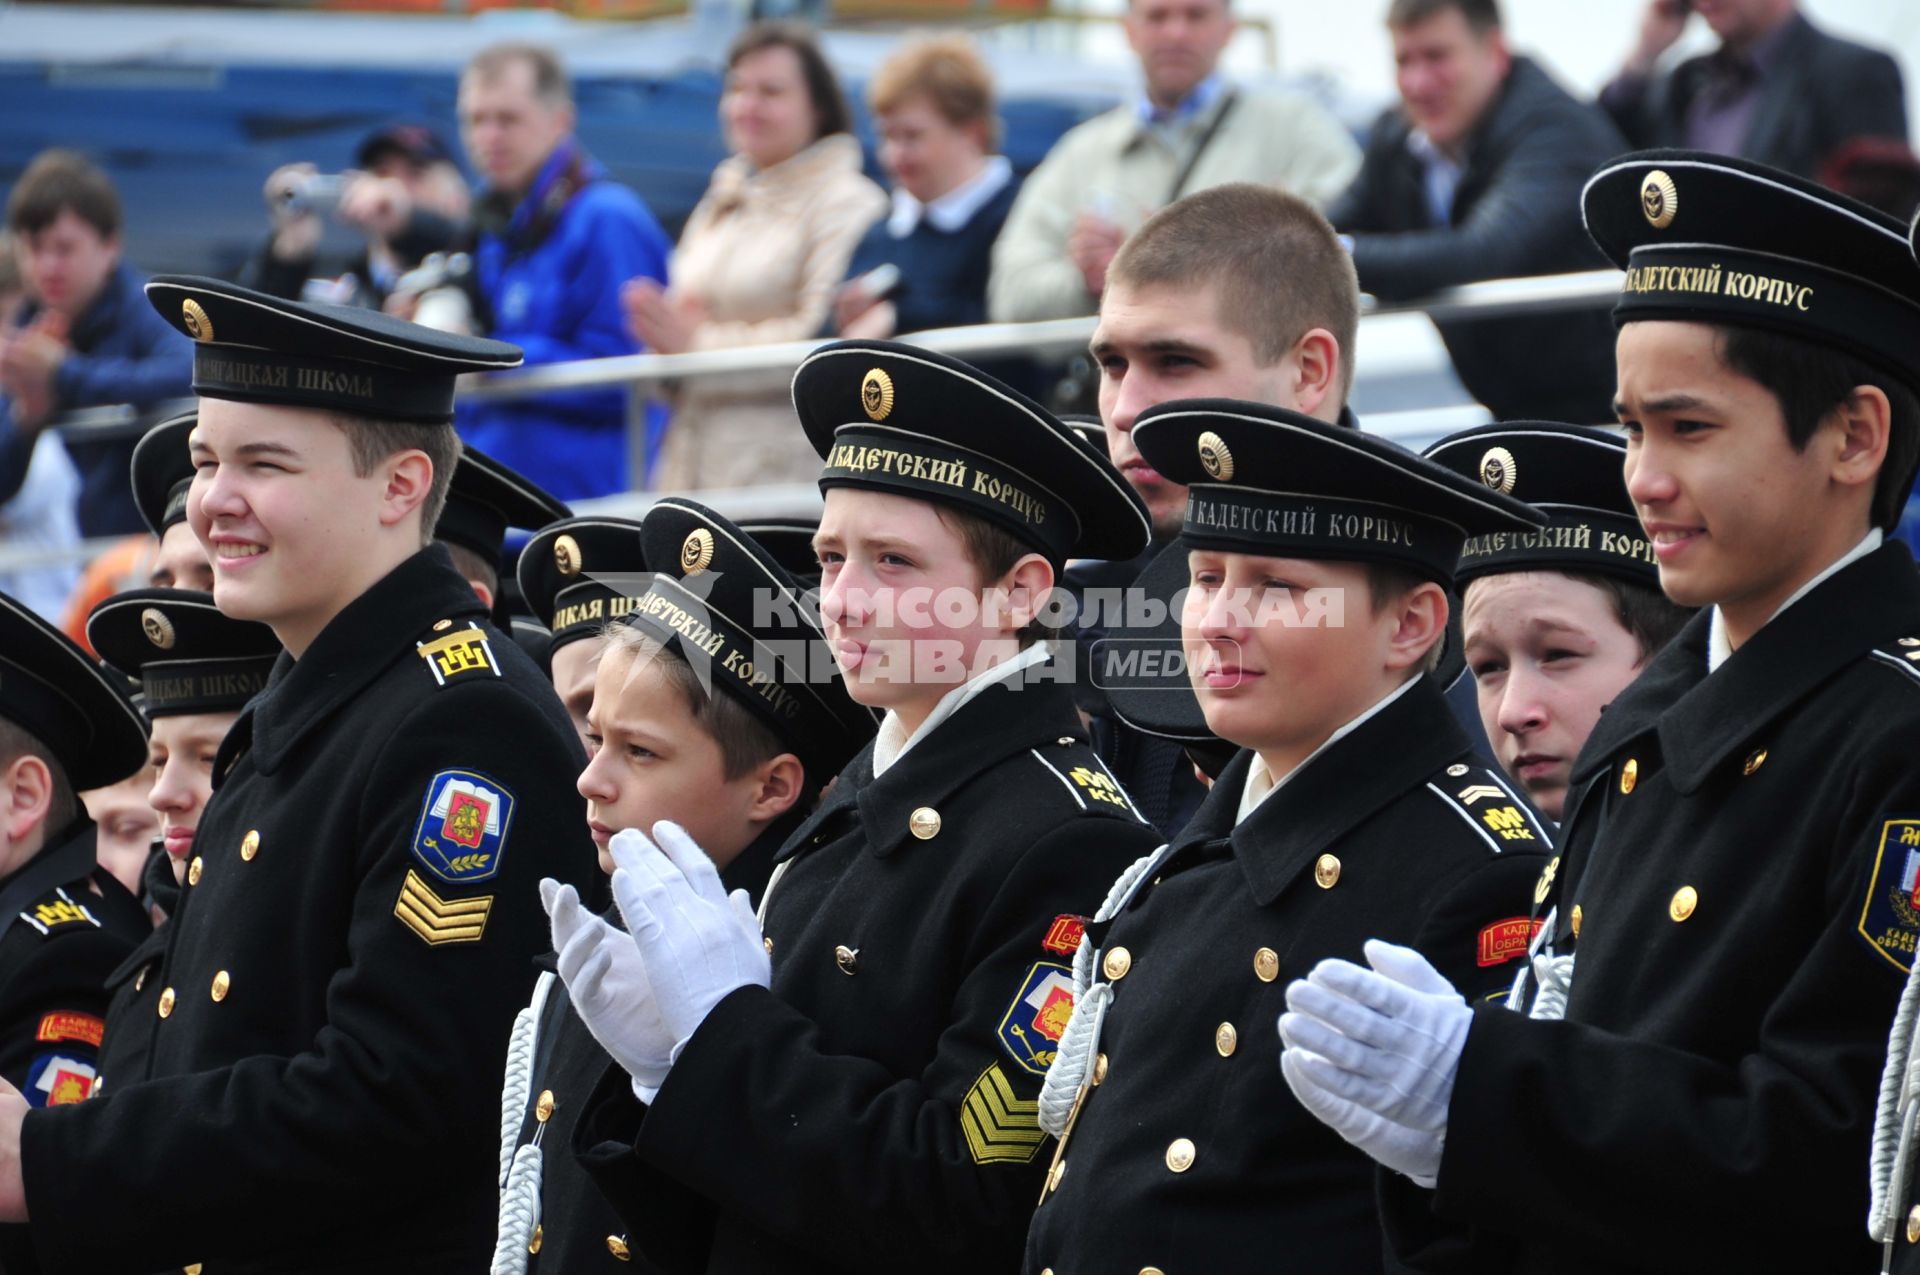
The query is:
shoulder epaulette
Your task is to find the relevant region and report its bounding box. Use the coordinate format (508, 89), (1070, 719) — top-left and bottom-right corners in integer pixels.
(1869, 636), (1920, 689)
(1421, 761), (1550, 855)
(18, 887), (101, 938)
(1026, 739), (1150, 824)
(415, 621), (503, 689)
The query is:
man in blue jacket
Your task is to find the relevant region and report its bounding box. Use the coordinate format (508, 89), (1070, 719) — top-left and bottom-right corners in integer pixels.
(0, 150), (192, 537)
(453, 42), (673, 501)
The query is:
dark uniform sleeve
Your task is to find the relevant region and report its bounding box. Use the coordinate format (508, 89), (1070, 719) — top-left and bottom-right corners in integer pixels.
(0, 891), (134, 1106)
(19, 685), (591, 1272)
(596, 817), (1161, 1274)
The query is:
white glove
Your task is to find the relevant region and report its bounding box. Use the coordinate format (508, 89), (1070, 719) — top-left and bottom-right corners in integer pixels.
(1276, 940), (1473, 1187)
(542, 878), (675, 1095)
(609, 822), (770, 1060)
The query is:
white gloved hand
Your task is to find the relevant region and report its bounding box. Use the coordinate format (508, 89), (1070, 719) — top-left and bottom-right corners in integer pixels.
(1276, 940), (1473, 1186)
(609, 822), (770, 1059)
(542, 878), (675, 1093)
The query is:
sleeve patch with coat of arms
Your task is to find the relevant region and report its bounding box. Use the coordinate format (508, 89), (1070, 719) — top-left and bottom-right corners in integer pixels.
(1859, 816), (1920, 972)
(409, 769), (515, 885)
(997, 960), (1076, 1077)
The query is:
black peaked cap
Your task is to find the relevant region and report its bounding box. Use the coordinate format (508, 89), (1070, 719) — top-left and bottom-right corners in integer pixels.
(0, 592), (148, 790)
(88, 588), (281, 718)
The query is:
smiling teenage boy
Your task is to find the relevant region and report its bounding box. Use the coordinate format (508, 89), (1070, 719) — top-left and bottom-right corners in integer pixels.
(0, 275), (593, 1274)
(1283, 152), (1920, 1273)
(565, 340), (1164, 1272)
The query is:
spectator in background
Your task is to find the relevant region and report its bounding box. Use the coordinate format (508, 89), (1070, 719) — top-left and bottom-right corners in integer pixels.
(0, 237), (81, 624)
(831, 36), (1016, 342)
(1328, 0), (1626, 423)
(244, 122), (471, 313)
(1603, 0), (1907, 179)
(0, 151), (191, 538)
(454, 42), (673, 502)
(625, 22), (886, 491)
(988, 0), (1359, 324)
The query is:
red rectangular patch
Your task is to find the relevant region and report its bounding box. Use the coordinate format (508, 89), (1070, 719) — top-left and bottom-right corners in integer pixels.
(36, 1012), (103, 1047)
(1477, 917), (1543, 968)
(1042, 914), (1087, 957)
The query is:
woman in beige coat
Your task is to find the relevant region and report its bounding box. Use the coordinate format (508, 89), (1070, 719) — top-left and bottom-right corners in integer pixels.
(626, 22), (886, 491)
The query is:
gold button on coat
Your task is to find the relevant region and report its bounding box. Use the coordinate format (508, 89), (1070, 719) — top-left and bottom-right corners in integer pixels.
(241, 829), (260, 861)
(1253, 948), (1280, 982)
(184, 1265), (203, 1275)
(210, 971), (231, 1002)
(1215, 1023), (1238, 1057)
(157, 987), (175, 1019)
(1142, 1268), (1165, 1275)
(763, 936), (775, 955)
(607, 1235), (631, 1261)
(1092, 1053), (1109, 1086)
(1047, 1159), (1067, 1192)
(908, 807), (941, 839)
(187, 856), (203, 886)
(1165, 1138), (1196, 1172)
(528, 1224), (543, 1254)
(1744, 749), (1768, 775)
(536, 1089), (556, 1123)
(1314, 855), (1341, 889)
(1670, 886), (1698, 922)
(834, 945), (860, 975)
(1907, 1204), (1920, 1244)
(1103, 946), (1132, 980)
(1571, 905), (1584, 939)
(1619, 759), (1638, 794)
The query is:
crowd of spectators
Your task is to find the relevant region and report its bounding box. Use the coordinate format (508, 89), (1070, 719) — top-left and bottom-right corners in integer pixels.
(0, 0), (1913, 628)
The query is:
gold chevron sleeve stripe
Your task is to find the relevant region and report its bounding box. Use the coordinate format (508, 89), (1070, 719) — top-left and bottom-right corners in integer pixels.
(394, 869), (493, 946)
(960, 1063), (1046, 1165)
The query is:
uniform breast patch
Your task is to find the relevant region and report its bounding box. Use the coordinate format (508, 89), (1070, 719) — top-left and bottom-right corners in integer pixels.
(36, 1012), (104, 1047)
(1858, 817), (1920, 971)
(959, 1063), (1045, 1165)
(394, 869), (493, 946)
(998, 960), (1075, 1077)
(27, 1053), (96, 1106)
(1476, 917), (1543, 968)
(410, 770), (513, 884)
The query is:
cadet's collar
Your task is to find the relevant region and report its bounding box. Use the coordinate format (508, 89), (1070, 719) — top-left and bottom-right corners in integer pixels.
(1568, 610), (1704, 787)
(871, 641), (1056, 778)
(1650, 542), (1920, 794)
(1234, 675), (1424, 825)
(245, 544), (488, 775)
(1707, 528), (1882, 672)
(857, 669), (1086, 861)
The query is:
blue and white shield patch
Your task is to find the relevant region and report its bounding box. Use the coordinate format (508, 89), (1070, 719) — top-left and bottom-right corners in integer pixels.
(26, 1051), (96, 1107)
(1858, 816), (1920, 972)
(996, 960), (1076, 1077)
(410, 769), (514, 885)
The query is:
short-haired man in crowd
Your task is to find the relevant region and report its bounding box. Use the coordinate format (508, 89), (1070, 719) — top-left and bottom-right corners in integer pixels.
(0, 150), (192, 537)
(988, 0), (1359, 323)
(452, 42), (673, 502)
(1328, 0), (1626, 423)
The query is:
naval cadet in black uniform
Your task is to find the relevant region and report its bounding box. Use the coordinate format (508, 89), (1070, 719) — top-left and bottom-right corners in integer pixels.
(1022, 401), (1553, 1274)
(131, 411), (215, 594)
(520, 513), (648, 744)
(493, 498), (875, 1272)
(0, 275), (595, 1273)
(566, 340), (1164, 1272)
(85, 588), (281, 1098)
(1284, 152), (1920, 1274)
(436, 444), (571, 611)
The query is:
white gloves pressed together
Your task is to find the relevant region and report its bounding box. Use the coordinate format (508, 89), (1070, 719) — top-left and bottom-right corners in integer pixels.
(540, 822), (770, 1102)
(1279, 940), (1473, 1188)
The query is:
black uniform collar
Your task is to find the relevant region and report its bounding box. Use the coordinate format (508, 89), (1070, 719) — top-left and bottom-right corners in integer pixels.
(1168, 678), (1472, 906)
(232, 544), (488, 777)
(1576, 541), (1920, 796)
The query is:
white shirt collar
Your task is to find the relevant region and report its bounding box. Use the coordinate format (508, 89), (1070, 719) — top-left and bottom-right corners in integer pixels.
(1235, 674), (1425, 825)
(870, 639), (1055, 778)
(886, 155), (1013, 239)
(1707, 528), (1882, 672)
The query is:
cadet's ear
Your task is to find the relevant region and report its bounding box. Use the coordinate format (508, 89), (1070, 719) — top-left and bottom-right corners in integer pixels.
(1828, 383), (1891, 496)
(748, 753), (807, 823)
(376, 448), (435, 533)
(1383, 580), (1448, 674)
(996, 553), (1058, 635)
(0, 753), (53, 849)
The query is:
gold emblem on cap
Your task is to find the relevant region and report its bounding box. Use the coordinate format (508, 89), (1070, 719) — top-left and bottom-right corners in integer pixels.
(1196, 430), (1234, 482)
(140, 607), (176, 650)
(1641, 170), (1679, 230)
(1479, 446), (1518, 495)
(861, 367), (895, 422)
(680, 528), (715, 576)
(181, 297), (214, 343)
(553, 534), (582, 577)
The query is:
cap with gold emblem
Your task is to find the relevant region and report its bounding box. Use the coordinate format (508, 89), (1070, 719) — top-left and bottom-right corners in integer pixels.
(1132, 400), (1545, 586)
(87, 588), (281, 719)
(129, 410), (198, 536)
(626, 498), (879, 782)
(792, 341), (1150, 562)
(517, 516), (647, 656)
(145, 274), (522, 423)
(1424, 422), (1656, 588)
(0, 590), (149, 791)
(434, 445), (572, 569)
(1583, 150), (1920, 394)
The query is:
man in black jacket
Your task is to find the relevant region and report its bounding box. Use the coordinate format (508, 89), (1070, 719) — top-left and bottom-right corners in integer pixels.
(1327, 0), (1626, 424)
(1602, 0), (1906, 180)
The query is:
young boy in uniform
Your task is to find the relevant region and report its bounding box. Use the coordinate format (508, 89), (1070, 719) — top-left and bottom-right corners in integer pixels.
(1022, 400), (1552, 1272)
(0, 275), (594, 1273)
(564, 340), (1165, 1271)
(493, 498), (875, 1271)
(1285, 152), (1920, 1273)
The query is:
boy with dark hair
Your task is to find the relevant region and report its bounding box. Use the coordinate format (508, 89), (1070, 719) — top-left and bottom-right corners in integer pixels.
(1286, 151), (1920, 1273)
(0, 275), (593, 1273)
(565, 340), (1166, 1271)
